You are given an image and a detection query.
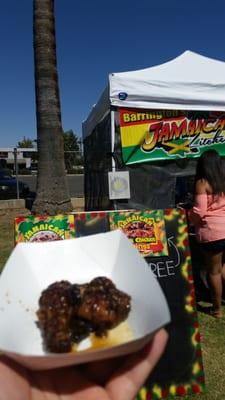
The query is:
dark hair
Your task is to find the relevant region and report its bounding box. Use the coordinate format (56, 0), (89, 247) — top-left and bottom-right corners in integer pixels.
(195, 149), (225, 195)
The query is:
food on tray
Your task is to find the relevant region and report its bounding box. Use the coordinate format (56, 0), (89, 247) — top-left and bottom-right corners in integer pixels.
(36, 277), (131, 353)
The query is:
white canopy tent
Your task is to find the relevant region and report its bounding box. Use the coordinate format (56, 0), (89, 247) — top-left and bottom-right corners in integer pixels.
(83, 50), (225, 211)
(83, 50), (225, 138)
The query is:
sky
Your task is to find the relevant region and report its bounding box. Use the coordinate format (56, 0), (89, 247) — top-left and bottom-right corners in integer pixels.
(1, 0), (225, 147)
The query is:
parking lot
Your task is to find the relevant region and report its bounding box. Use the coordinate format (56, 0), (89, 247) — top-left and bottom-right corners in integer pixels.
(17, 174), (84, 198)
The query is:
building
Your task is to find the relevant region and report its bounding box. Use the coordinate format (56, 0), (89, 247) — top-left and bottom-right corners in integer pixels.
(0, 147), (37, 171)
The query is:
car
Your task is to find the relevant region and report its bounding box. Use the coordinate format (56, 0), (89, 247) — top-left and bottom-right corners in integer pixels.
(0, 170), (30, 200)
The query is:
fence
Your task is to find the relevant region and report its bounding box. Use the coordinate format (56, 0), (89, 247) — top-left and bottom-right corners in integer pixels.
(0, 150), (84, 201)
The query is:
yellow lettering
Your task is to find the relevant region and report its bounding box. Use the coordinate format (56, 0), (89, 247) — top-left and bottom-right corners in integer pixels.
(187, 120), (197, 136)
(202, 120), (215, 133)
(215, 118), (225, 132)
(158, 123), (170, 142)
(170, 120), (187, 139)
(123, 113), (130, 122)
(25, 230), (33, 240)
(142, 122), (162, 151)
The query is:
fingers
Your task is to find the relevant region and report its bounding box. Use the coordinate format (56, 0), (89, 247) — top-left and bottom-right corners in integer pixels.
(140, 328), (169, 370)
(105, 328), (168, 400)
(0, 329), (168, 400)
(82, 357), (122, 385)
(0, 356), (30, 400)
(47, 367), (108, 400)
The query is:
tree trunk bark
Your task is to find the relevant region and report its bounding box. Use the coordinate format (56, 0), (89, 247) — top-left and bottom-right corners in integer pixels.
(32, 0), (73, 215)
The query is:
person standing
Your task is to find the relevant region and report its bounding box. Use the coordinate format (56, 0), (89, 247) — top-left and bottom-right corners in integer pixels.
(189, 149), (225, 318)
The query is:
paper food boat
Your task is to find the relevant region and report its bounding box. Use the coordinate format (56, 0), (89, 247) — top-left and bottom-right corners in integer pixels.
(0, 230), (170, 370)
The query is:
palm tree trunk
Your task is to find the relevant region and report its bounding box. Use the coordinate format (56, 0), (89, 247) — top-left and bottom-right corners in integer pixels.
(32, 0), (73, 215)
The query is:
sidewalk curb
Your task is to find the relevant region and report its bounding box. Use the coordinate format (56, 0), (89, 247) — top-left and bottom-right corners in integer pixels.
(0, 197), (84, 211)
(0, 199), (25, 210)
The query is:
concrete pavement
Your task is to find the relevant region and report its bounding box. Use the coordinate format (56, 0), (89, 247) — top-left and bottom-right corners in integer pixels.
(0, 197), (84, 212)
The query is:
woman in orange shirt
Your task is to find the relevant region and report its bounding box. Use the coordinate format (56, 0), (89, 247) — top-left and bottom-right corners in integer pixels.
(189, 149), (225, 318)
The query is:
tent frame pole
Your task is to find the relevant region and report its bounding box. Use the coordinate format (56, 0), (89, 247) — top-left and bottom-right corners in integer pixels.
(110, 109), (118, 210)
(111, 109), (116, 172)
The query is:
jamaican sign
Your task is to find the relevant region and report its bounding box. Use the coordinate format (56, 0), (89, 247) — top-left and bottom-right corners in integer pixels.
(119, 108), (225, 164)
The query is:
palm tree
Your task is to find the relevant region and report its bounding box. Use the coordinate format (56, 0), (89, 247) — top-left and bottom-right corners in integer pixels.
(32, 0), (73, 215)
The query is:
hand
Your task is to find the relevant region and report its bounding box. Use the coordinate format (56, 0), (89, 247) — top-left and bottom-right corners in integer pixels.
(176, 202), (185, 210)
(0, 328), (168, 400)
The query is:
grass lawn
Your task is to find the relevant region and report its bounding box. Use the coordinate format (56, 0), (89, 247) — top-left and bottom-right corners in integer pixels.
(0, 211), (18, 270)
(174, 310), (225, 400)
(0, 211), (225, 399)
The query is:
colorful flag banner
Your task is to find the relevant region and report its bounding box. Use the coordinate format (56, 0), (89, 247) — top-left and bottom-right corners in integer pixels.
(119, 108), (225, 164)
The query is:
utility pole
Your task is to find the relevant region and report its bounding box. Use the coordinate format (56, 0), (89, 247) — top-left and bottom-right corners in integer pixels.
(13, 147), (20, 199)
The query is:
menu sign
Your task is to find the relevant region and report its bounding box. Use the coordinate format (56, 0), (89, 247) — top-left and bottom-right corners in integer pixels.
(14, 215), (75, 243)
(109, 210), (168, 257)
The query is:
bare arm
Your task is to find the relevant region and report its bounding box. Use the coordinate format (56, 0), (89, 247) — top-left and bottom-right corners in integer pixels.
(195, 179), (208, 195)
(188, 179), (209, 223)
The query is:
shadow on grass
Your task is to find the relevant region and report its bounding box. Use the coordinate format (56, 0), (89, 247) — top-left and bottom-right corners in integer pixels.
(196, 303), (212, 315)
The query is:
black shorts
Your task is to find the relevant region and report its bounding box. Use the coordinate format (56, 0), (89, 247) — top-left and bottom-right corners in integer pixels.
(200, 238), (225, 254)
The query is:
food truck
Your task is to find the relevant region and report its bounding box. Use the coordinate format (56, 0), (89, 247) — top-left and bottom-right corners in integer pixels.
(82, 50), (225, 211)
